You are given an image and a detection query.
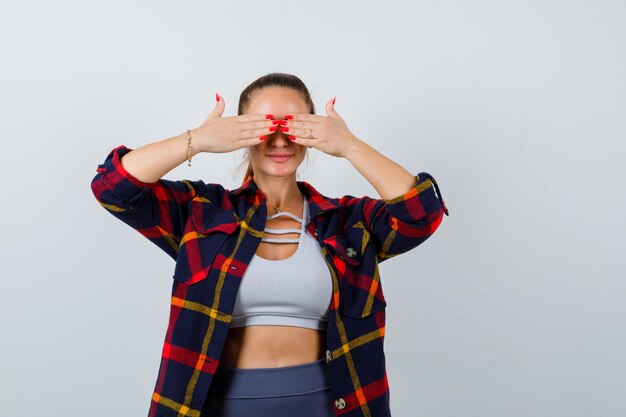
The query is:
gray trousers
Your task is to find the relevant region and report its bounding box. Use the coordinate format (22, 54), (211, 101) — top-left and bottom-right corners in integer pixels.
(201, 358), (335, 417)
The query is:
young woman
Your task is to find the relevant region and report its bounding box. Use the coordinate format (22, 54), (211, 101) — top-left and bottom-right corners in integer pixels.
(91, 73), (448, 417)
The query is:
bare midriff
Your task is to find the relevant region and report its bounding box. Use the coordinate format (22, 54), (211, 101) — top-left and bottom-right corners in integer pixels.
(220, 325), (327, 368)
(219, 200), (327, 369)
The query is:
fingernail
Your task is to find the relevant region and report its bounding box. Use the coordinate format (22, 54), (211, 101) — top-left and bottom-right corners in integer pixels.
(284, 115), (294, 120)
(269, 126), (278, 132)
(272, 120), (281, 125)
(279, 126), (289, 132)
(260, 136), (268, 141)
(265, 114), (274, 119)
(288, 135), (296, 140)
(332, 97), (336, 106)
(216, 93), (220, 102)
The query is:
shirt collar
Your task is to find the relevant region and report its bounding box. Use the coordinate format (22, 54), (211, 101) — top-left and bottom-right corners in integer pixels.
(232, 175), (341, 219)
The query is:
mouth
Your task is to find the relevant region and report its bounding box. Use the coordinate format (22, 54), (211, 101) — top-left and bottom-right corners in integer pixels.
(267, 154), (293, 162)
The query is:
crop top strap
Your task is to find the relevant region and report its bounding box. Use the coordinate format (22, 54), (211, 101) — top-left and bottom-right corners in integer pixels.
(261, 196), (307, 244)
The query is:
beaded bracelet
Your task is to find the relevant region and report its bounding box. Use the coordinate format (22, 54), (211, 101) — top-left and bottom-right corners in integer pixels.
(186, 129), (193, 167)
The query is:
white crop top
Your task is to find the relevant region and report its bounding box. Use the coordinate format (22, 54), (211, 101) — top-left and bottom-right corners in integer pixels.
(229, 196), (333, 330)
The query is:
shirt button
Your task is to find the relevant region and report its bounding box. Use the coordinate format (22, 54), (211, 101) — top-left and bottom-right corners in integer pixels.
(334, 398), (346, 409)
(314, 229), (318, 237)
(230, 265), (237, 270)
(346, 247), (357, 258)
(325, 350), (332, 363)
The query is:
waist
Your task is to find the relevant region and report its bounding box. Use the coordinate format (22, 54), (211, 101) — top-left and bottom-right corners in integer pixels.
(221, 325), (326, 368)
(208, 358), (331, 399)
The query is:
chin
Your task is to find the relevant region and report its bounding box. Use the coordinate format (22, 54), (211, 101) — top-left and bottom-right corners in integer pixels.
(261, 167), (298, 177)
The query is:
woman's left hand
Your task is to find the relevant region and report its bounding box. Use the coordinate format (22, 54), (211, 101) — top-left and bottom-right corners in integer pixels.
(280, 98), (361, 158)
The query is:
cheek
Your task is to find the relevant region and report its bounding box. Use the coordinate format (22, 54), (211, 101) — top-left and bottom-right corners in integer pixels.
(248, 146), (263, 160)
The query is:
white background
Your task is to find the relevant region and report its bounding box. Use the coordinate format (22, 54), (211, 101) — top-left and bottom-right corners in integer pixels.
(1, 1), (625, 416)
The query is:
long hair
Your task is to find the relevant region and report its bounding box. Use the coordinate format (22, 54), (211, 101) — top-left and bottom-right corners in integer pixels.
(237, 73), (316, 185)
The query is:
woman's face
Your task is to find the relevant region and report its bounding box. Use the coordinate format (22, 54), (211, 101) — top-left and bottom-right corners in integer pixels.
(245, 87), (308, 178)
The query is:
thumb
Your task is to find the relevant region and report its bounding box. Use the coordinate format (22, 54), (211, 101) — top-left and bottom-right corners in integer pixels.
(325, 96), (341, 119)
(206, 92), (226, 120)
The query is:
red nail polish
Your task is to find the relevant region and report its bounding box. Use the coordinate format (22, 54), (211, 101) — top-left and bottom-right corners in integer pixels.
(260, 136), (267, 141)
(279, 126), (289, 132)
(285, 115), (294, 120)
(288, 135), (296, 140)
(269, 126), (278, 132)
(272, 120), (281, 125)
(216, 93), (220, 102)
(332, 97), (336, 106)
(278, 120), (288, 126)
(265, 114), (274, 119)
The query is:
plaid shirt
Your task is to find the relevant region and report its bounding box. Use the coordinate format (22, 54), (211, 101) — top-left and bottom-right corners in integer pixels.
(91, 145), (448, 417)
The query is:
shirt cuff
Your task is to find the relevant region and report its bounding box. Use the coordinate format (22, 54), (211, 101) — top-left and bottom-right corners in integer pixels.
(94, 145), (156, 202)
(382, 172), (449, 223)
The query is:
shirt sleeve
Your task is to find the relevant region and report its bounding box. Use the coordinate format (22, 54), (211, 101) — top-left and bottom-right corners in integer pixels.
(90, 145), (201, 261)
(353, 172), (449, 263)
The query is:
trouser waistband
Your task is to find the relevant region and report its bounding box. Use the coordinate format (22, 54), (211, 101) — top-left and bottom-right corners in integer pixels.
(208, 358), (331, 399)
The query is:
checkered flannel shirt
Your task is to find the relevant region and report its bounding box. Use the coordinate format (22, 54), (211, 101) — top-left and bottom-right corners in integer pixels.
(90, 145), (448, 417)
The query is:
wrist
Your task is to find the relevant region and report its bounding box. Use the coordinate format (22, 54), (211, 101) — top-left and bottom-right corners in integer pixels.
(187, 127), (205, 156)
(343, 135), (369, 161)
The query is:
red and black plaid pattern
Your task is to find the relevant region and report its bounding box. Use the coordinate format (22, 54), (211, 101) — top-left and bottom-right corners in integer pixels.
(91, 145), (448, 417)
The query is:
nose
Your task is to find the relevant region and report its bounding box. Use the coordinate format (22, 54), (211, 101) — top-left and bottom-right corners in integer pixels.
(268, 130), (290, 146)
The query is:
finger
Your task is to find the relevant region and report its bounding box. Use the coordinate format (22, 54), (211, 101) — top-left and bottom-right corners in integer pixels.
(243, 137), (268, 147)
(204, 92), (226, 121)
(237, 113), (278, 123)
(279, 126), (317, 139)
(325, 97), (342, 119)
(239, 135), (274, 148)
(283, 119), (315, 129)
(238, 124), (279, 140)
(239, 119), (277, 132)
(288, 136), (316, 147)
(283, 113), (321, 123)
(213, 93), (226, 115)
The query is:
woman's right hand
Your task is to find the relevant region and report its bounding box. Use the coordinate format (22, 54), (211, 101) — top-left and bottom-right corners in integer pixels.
(190, 94), (278, 154)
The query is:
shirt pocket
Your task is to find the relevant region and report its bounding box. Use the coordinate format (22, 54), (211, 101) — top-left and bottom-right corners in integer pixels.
(328, 224), (387, 319)
(172, 197), (240, 285)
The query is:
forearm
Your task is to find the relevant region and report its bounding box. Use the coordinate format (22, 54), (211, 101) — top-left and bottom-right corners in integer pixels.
(120, 129), (203, 184)
(344, 136), (418, 200)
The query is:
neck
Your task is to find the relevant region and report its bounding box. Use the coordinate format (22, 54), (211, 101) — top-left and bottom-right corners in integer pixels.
(253, 172), (302, 211)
